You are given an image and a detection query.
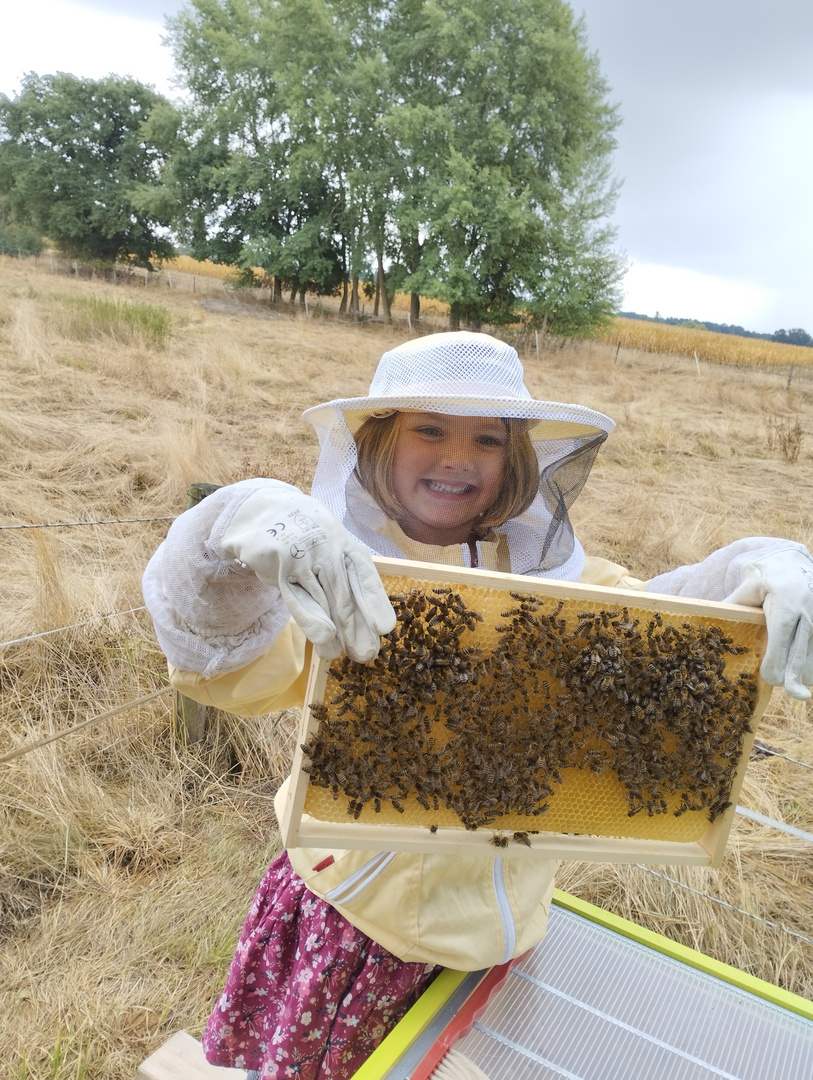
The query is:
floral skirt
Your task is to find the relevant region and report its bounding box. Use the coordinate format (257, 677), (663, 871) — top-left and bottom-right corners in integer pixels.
(201, 851), (441, 1079)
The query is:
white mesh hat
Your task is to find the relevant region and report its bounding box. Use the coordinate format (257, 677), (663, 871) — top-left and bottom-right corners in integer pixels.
(304, 331), (615, 579)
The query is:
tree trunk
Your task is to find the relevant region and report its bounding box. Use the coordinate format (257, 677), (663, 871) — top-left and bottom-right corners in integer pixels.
(449, 303), (461, 331)
(299, 284), (307, 305)
(273, 277), (282, 304)
(410, 291), (420, 324)
(350, 276), (360, 317)
(377, 253), (391, 324)
(373, 275), (380, 317)
(289, 281), (298, 303)
(339, 275), (348, 314)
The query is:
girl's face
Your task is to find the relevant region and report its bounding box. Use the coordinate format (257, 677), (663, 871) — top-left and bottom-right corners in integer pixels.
(391, 412), (507, 546)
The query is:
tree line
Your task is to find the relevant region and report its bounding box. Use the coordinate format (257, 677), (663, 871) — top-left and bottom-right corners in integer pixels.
(0, 0), (624, 334)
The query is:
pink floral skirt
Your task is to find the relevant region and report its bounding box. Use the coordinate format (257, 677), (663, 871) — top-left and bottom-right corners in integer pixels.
(201, 851), (441, 1079)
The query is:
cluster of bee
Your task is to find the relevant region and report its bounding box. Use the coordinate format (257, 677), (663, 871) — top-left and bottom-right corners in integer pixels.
(301, 587), (758, 833)
(493, 597), (757, 821)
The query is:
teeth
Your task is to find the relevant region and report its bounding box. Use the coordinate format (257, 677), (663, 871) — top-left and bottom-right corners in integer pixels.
(425, 480), (474, 494)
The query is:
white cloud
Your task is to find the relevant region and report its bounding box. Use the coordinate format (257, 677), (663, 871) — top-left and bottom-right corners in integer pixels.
(622, 262), (777, 330)
(0, 1), (177, 99)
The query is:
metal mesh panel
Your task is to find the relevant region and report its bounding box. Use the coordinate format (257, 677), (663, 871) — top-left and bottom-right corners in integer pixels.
(452, 905), (813, 1079)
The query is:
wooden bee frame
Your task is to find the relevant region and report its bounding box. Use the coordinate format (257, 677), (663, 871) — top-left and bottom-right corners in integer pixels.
(279, 558), (770, 866)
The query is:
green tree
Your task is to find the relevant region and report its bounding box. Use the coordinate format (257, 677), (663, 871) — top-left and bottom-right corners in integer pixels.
(773, 328), (813, 348)
(168, 0), (622, 333)
(166, 0), (346, 301)
(0, 197), (42, 256)
(0, 73), (180, 267)
(386, 0), (623, 332)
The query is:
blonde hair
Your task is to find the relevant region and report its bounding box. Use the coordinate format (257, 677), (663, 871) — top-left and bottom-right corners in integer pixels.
(354, 411), (540, 533)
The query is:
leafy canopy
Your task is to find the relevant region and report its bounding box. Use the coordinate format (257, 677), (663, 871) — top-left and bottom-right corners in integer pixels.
(167, 0), (624, 332)
(0, 73), (181, 267)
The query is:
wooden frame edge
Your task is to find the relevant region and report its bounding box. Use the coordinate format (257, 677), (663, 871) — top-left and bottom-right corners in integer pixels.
(286, 560), (769, 864)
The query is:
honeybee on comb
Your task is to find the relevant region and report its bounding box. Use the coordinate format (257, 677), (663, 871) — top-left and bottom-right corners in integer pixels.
(301, 582), (759, 837)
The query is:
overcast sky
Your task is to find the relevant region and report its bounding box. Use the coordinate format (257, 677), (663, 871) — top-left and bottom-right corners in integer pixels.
(2, 0), (811, 334)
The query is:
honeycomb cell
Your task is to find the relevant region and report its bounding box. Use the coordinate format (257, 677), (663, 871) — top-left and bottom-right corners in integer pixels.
(301, 574), (765, 844)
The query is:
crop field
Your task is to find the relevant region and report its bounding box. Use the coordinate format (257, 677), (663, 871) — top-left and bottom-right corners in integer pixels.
(0, 256), (812, 1077)
(599, 315), (813, 372)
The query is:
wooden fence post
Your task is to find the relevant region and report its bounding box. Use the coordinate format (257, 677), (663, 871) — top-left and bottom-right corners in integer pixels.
(176, 482), (222, 743)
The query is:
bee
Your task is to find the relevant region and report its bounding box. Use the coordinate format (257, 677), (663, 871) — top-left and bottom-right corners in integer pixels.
(490, 833), (509, 848)
(429, 824), (438, 834)
(512, 832), (532, 847)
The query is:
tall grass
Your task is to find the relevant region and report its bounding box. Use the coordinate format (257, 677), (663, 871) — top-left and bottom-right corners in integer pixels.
(62, 295), (173, 349)
(0, 259), (811, 1077)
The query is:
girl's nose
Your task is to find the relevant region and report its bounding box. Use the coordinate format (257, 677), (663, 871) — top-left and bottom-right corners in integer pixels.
(440, 443), (475, 470)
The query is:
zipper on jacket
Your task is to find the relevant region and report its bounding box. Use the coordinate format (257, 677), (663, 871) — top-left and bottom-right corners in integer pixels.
(492, 857), (516, 964)
(324, 852), (396, 905)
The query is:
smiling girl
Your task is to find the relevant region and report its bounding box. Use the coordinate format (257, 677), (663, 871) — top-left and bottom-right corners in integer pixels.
(143, 331), (813, 1079)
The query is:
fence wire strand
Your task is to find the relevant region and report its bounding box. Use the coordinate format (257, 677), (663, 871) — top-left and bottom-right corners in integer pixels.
(0, 686), (173, 764)
(633, 864), (813, 948)
(0, 515), (176, 530)
(0, 606), (149, 649)
(753, 742), (813, 771)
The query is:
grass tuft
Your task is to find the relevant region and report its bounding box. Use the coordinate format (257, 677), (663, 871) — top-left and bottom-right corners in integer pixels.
(61, 295), (173, 349)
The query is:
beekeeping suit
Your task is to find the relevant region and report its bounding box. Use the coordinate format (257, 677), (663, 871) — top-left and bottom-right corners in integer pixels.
(142, 331), (813, 968)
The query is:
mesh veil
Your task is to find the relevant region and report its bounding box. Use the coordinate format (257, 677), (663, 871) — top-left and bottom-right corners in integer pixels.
(305, 332), (614, 579)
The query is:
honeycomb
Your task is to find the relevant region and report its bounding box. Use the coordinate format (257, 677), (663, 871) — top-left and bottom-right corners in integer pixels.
(301, 573), (766, 844)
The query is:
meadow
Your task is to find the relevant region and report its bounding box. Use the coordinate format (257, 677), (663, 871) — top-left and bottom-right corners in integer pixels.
(0, 256), (811, 1078)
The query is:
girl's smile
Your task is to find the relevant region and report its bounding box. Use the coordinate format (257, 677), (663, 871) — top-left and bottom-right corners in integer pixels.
(391, 412), (507, 546)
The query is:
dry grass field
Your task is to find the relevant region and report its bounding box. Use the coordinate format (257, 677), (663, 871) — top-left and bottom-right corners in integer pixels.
(0, 255), (811, 1078)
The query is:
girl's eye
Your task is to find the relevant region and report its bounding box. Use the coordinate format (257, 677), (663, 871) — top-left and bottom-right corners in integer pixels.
(477, 435), (505, 448)
(416, 426), (443, 437)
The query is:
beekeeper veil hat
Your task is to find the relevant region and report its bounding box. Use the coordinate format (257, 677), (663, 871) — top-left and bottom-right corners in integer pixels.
(303, 331), (614, 579)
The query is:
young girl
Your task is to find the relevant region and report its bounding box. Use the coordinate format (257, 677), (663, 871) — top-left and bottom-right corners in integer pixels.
(143, 331), (813, 1079)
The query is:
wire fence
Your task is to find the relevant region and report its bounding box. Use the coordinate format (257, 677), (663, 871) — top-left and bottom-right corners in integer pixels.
(0, 687), (173, 765)
(0, 606), (149, 649)
(1, 503), (812, 960)
(634, 865), (813, 948)
(0, 515), (176, 530)
(0, 511), (174, 646)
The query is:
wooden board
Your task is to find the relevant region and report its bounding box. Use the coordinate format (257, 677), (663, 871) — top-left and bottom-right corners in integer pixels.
(136, 1031), (248, 1079)
(279, 559), (770, 866)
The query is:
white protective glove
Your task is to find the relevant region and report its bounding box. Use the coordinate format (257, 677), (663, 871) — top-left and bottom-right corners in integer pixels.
(221, 481), (396, 663)
(724, 549), (813, 700)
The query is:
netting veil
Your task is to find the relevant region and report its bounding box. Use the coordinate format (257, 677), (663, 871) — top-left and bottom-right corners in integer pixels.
(305, 332), (615, 579)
